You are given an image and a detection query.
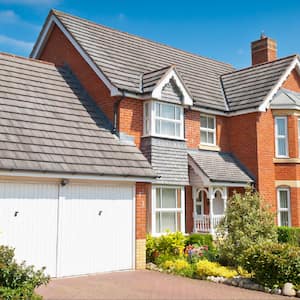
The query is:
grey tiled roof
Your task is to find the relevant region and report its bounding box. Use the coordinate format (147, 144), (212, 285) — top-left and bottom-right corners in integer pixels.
(188, 150), (253, 183)
(0, 53), (156, 178)
(270, 88), (300, 108)
(43, 10), (234, 111)
(221, 55), (296, 111)
(141, 137), (189, 185)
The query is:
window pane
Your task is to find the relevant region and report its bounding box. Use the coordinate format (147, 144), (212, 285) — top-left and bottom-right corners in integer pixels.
(207, 117), (215, 129)
(279, 190), (288, 208)
(196, 204), (202, 215)
(155, 120), (161, 134)
(277, 138), (287, 156)
(156, 212), (176, 232)
(161, 120), (176, 136)
(276, 118), (286, 136)
(200, 116), (207, 128)
(161, 103), (175, 119)
(175, 107), (181, 120)
(155, 103), (161, 117)
(162, 188), (176, 208)
(201, 131), (207, 143)
(280, 211), (289, 226)
(175, 123), (180, 137)
(207, 132), (214, 144)
(156, 188), (161, 208)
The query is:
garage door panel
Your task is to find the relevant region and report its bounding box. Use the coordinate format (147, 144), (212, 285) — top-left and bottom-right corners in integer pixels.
(58, 183), (134, 277)
(0, 182), (58, 277)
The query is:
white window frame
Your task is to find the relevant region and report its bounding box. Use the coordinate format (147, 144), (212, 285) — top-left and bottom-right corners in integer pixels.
(143, 101), (184, 139)
(151, 186), (185, 235)
(200, 114), (216, 146)
(277, 187), (291, 227)
(275, 116), (289, 158)
(194, 189), (206, 217)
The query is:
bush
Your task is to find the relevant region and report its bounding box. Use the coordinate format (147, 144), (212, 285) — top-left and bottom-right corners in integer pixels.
(185, 233), (214, 250)
(216, 187), (277, 267)
(195, 260), (237, 278)
(278, 226), (300, 246)
(146, 232), (186, 263)
(162, 259), (194, 278)
(243, 242), (300, 287)
(0, 245), (50, 300)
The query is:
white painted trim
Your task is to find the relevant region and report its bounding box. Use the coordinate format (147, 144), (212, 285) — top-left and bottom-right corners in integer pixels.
(259, 57), (300, 112)
(274, 116), (289, 158)
(275, 180), (300, 187)
(132, 185), (136, 269)
(0, 170), (155, 183)
(31, 14), (120, 97)
(277, 187), (291, 227)
(151, 68), (193, 106)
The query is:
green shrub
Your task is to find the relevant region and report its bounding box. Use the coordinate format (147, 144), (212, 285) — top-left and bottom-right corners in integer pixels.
(242, 242), (300, 287)
(0, 245), (50, 300)
(195, 259), (237, 278)
(146, 232), (186, 263)
(162, 259), (194, 278)
(185, 233), (214, 250)
(216, 187), (277, 267)
(278, 226), (300, 246)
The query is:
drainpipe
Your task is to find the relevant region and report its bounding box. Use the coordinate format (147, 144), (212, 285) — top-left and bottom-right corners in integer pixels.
(111, 92), (125, 135)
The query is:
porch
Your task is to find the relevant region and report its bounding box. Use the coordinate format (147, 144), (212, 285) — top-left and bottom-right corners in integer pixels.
(188, 150), (254, 235)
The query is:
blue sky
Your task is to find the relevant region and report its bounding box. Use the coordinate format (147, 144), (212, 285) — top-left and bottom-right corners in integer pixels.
(0, 0), (300, 68)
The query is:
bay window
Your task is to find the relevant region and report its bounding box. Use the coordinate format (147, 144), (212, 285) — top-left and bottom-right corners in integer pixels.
(144, 101), (184, 139)
(275, 116), (288, 157)
(277, 188), (291, 226)
(200, 115), (216, 145)
(152, 187), (185, 234)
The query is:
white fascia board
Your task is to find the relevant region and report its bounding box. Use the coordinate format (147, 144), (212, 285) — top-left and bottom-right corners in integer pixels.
(210, 181), (251, 187)
(151, 68), (193, 106)
(259, 57), (300, 112)
(0, 170), (155, 183)
(31, 14), (121, 97)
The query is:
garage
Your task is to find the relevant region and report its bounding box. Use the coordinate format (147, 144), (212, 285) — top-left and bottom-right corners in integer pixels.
(0, 181), (134, 277)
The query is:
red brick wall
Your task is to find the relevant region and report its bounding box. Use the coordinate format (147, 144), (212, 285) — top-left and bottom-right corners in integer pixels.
(283, 69), (300, 92)
(291, 187), (300, 226)
(185, 109), (200, 148)
(185, 186), (194, 233)
(136, 183), (150, 239)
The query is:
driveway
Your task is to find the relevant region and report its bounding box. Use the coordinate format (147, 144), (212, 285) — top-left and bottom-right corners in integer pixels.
(38, 270), (288, 300)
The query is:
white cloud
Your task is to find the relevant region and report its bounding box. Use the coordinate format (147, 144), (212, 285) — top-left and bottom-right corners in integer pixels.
(0, 35), (34, 53)
(0, 10), (20, 23)
(0, 0), (59, 4)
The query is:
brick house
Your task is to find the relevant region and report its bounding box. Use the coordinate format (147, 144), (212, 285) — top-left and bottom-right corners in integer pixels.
(0, 9), (300, 277)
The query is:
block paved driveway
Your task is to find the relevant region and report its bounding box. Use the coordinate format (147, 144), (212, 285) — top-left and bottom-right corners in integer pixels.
(38, 270), (287, 300)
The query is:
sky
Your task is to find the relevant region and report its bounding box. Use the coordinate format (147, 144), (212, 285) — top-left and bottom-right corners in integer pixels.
(0, 0), (300, 69)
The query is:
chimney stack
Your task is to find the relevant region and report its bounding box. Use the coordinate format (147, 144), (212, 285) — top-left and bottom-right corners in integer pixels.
(251, 34), (277, 66)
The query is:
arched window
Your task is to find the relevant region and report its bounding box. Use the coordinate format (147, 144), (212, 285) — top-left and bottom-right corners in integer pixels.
(196, 190), (206, 215)
(213, 190), (224, 215)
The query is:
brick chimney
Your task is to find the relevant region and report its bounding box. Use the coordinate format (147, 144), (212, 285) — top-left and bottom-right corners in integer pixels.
(251, 34), (277, 65)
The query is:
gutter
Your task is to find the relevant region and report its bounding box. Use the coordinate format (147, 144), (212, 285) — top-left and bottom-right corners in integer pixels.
(112, 91), (125, 135)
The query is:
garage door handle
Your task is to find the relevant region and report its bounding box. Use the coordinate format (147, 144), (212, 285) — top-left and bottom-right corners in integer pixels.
(98, 210), (103, 216)
(14, 211), (19, 217)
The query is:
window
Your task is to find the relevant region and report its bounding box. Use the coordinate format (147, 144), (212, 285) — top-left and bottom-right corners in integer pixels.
(275, 116), (288, 157)
(143, 101), (184, 139)
(152, 187), (185, 234)
(277, 188), (291, 227)
(195, 190), (205, 216)
(200, 115), (216, 145)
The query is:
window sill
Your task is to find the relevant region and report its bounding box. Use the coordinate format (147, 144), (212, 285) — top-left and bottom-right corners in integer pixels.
(141, 134), (186, 142)
(273, 158), (300, 163)
(199, 144), (220, 151)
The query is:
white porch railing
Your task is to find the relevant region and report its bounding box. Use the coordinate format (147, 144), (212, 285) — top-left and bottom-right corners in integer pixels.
(194, 215), (224, 233)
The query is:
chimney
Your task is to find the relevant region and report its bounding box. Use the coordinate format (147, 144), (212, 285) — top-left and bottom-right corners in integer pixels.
(251, 33), (277, 65)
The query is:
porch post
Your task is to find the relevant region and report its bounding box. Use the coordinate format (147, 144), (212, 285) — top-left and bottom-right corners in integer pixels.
(193, 187), (197, 233)
(223, 187), (228, 213)
(208, 187), (214, 235)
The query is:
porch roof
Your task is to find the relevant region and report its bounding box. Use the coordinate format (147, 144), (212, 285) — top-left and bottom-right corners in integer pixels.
(188, 150), (254, 185)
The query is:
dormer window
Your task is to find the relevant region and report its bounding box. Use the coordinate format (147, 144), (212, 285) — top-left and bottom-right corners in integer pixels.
(144, 101), (184, 139)
(200, 115), (216, 146)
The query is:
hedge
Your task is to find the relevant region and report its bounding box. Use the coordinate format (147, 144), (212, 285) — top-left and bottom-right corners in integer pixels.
(277, 226), (300, 247)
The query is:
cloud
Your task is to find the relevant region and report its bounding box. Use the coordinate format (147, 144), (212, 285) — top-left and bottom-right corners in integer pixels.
(0, 0), (59, 5)
(0, 35), (34, 53)
(0, 10), (20, 23)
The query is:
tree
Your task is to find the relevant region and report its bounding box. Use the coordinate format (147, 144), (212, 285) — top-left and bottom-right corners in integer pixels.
(216, 187), (277, 267)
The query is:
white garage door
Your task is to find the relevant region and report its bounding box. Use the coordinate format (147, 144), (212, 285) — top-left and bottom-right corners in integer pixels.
(0, 181), (134, 277)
